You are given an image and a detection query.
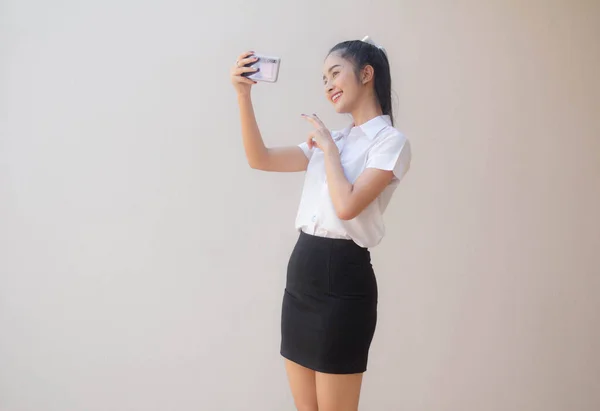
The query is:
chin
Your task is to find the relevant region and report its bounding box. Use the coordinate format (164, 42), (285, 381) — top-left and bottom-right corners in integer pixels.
(332, 103), (349, 114)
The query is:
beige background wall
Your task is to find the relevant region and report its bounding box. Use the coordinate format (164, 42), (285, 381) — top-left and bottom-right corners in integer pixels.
(1, 0), (599, 410)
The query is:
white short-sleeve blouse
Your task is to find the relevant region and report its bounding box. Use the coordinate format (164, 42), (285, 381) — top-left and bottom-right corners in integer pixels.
(295, 115), (411, 248)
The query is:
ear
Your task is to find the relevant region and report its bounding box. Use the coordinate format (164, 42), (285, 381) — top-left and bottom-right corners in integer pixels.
(360, 65), (375, 84)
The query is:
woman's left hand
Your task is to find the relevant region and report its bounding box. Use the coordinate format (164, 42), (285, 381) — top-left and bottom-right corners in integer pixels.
(301, 114), (338, 155)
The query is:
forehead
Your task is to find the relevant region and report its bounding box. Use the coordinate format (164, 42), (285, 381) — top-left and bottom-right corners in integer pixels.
(323, 52), (347, 74)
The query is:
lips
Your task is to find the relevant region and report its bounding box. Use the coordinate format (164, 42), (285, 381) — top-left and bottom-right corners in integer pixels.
(331, 91), (343, 103)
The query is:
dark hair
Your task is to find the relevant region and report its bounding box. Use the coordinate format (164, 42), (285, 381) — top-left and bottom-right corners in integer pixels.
(328, 40), (394, 125)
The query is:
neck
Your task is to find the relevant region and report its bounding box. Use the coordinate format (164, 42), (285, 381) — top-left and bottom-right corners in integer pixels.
(350, 93), (384, 127)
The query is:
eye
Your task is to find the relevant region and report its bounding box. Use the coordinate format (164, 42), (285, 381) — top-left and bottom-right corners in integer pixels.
(332, 71), (339, 78)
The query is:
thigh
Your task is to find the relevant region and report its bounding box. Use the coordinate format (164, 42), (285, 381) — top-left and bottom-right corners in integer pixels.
(284, 359), (318, 411)
(316, 371), (363, 411)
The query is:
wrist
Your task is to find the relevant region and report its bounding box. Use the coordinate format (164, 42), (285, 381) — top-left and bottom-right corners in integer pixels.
(237, 90), (252, 100)
(323, 143), (339, 157)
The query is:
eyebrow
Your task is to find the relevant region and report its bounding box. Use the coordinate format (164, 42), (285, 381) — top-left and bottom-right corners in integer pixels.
(322, 64), (342, 80)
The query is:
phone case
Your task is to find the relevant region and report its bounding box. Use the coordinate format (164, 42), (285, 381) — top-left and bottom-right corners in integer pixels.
(242, 54), (280, 83)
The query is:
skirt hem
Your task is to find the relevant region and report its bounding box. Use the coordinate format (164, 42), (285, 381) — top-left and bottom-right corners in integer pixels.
(280, 351), (368, 375)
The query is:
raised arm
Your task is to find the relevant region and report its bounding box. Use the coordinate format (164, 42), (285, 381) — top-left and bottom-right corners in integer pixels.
(231, 51), (308, 172)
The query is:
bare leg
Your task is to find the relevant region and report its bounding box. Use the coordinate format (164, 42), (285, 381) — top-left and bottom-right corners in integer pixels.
(284, 359), (319, 411)
(315, 372), (363, 411)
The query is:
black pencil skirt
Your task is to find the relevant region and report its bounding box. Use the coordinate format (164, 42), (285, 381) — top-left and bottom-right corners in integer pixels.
(280, 231), (378, 374)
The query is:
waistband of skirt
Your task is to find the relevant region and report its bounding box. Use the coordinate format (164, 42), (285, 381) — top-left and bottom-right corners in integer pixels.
(298, 230), (367, 249)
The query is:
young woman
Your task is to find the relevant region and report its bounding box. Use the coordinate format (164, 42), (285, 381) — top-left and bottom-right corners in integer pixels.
(230, 37), (411, 411)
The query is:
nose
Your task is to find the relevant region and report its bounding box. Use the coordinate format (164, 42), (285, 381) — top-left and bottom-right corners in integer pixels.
(325, 80), (334, 93)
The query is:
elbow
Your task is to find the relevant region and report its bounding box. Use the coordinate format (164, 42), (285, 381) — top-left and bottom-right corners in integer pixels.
(247, 153), (270, 170)
(336, 207), (356, 221)
(248, 161), (262, 170)
(248, 159), (266, 170)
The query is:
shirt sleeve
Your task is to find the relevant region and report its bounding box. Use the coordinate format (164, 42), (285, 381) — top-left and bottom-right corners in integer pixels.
(298, 141), (314, 160)
(365, 133), (411, 180)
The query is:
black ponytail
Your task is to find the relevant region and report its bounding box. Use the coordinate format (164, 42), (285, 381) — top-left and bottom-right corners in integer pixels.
(328, 40), (394, 125)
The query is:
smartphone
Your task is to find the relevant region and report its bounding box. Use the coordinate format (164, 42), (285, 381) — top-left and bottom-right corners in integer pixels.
(242, 54), (281, 83)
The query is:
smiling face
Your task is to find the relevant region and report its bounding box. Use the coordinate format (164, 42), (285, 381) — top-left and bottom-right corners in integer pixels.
(322, 52), (366, 114)
(325, 40), (394, 125)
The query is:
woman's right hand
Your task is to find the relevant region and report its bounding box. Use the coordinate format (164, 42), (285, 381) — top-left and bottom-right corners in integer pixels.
(230, 51), (259, 95)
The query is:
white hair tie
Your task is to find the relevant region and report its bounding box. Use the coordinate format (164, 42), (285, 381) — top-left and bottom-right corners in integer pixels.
(361, 35), (387, 56)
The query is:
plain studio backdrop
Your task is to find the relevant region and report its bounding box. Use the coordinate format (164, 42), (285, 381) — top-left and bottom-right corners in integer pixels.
(1, 0), (599, 410)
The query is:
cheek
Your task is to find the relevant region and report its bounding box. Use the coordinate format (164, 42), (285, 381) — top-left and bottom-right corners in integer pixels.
(337, 73), (351, 89)
(338, 73), (358, 97)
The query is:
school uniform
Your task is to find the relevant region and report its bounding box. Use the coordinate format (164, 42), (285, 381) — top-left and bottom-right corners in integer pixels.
(280, 114), (411, 374)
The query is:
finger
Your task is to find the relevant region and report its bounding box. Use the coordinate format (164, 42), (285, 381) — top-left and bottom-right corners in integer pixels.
(301, 114), (320, 129)
(237, 51), (255, 61)
(235, 75), (257, 85)
(237, 55), (259, 68)
(307, 134), (316, 150)
(311, 113), (327, 129)
(304, 113), (327, 131)
(235, 66), (260, 75)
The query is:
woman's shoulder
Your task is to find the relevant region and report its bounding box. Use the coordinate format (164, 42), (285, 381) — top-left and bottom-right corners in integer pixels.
(373, 125), (409, 148)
